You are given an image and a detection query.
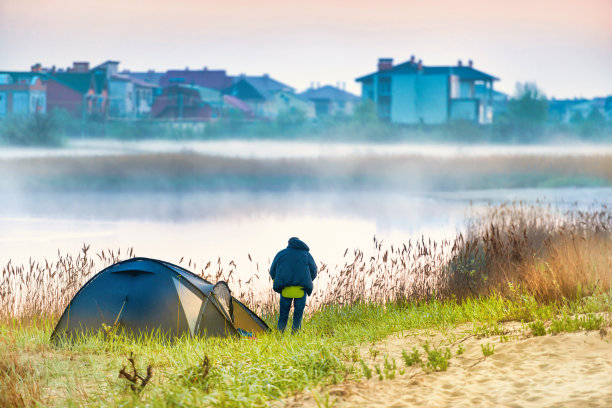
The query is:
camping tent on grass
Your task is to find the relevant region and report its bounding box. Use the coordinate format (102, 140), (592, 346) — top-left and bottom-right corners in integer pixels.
(51, 257), (269, 342)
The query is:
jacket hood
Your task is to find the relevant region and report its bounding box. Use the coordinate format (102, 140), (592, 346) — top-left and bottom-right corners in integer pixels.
(288, 237), (309, 251)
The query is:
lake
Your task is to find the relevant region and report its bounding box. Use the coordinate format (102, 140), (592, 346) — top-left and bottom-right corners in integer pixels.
(1, 139), (611, 275)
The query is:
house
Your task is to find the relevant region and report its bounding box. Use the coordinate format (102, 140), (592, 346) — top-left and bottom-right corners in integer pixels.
(93, 61), (158, 118)
(150, 84), (212, 121)
(356, 57), (498, 124)
(300, 84), (360, 117)
(122, 70), (165, 87)
(475, 84), (508, 119)
(159, 67), (233, 91)
(0, 72), (46, 117)
(45, 61), (108, 118)
(224, 74), (315, 120)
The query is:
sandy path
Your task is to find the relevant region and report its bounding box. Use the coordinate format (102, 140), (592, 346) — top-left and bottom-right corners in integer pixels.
(283, 325), (612, 407)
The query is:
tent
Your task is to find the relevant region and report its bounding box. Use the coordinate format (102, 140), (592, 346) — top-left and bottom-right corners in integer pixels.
(51, 257), (269, 342)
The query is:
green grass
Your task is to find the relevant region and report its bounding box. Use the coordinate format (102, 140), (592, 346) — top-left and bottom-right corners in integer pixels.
(1, 291), (611, 407)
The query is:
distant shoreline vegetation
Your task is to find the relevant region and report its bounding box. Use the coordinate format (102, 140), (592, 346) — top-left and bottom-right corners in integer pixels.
(0, 108), (610, 147)
(1, 82), (611, 146)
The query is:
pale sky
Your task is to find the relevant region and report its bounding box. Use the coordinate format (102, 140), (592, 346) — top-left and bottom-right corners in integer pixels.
(1, 0), (611, 98)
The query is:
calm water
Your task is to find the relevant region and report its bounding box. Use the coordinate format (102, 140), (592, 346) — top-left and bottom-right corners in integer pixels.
(1, 186), (610, 273)
(1, 139), (611, 273)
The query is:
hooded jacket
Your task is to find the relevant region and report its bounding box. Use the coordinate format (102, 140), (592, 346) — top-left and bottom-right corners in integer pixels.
(269, 238), (317, 296)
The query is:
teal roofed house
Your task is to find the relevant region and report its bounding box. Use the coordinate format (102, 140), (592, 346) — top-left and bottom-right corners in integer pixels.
(356, 56), (498, 124)
(224, 74), (315, 120)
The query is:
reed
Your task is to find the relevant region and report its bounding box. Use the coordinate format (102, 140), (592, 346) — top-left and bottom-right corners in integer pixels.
(1, 203), (610, 323)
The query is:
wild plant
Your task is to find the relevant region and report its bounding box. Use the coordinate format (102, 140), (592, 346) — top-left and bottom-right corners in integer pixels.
(401, 347), (421, 367)
(481, 343), (495, 357)
(422, 342), (451, 372)
(529, 320), (547, 336)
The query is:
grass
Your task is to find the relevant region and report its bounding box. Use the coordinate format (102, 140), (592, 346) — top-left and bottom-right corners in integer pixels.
(1, 203), (612, 406)
(1, 293), (610, 407)
(1, 150), (611, 193)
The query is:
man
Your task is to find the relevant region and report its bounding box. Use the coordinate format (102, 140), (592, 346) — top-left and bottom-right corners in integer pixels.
(269, 237), (317, 332)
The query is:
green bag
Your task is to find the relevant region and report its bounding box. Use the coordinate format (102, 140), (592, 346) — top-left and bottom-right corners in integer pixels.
(282, 286), (305, 298)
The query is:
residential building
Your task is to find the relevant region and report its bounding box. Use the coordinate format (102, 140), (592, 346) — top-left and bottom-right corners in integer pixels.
(0, 72), (46, 117)
(356, 57), (498, 124)
(90, 62), (158, 118)
(46, 62), (108, 117)
(224, 74), (315, 119)
(122, 70), (165, 87)
(159, 67), (233, 91)
(475, 84), (508, 119)
(300, 84), (360, 117)
(150, 84), (212, 121)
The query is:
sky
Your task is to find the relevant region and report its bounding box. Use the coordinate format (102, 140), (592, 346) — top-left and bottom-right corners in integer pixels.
(1, 0), (611, 99)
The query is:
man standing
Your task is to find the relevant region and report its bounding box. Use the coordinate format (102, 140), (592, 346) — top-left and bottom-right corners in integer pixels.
(269, 237), (317, 333)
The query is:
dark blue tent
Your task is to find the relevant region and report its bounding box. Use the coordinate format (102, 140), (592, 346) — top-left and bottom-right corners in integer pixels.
(51, 257), (268, 341)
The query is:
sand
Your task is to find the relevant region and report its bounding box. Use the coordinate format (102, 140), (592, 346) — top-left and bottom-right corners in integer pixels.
(281, 322), (612, 407)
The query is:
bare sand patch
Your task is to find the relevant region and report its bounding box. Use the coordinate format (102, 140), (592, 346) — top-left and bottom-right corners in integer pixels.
(282, 324), (612, 407)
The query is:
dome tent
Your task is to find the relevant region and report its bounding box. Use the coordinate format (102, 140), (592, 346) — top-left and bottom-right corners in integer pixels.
(51, 257), (269, 342)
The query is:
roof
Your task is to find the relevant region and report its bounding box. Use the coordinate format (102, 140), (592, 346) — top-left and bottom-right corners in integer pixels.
(112, 73), (159, 88)
(123, 71), (165, 86)
(300, 85), (360, 102)
(0, 71), (46, 86)
(235, 75), (294, 99)
(160, 69), (233, 90)
(475, 84), (507, 98)
(356, 59), (498, 82)
(223, 94), (253, 114)
(49, 72), (95, 94)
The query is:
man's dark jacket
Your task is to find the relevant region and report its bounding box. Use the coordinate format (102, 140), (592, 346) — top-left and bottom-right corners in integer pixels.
(269, 238), (317, 295)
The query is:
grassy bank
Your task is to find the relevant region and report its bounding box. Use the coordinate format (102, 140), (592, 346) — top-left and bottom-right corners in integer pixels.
(1, 203), (611, 406)
(2, 152), (612, 192)
(2, 293), (611, 407)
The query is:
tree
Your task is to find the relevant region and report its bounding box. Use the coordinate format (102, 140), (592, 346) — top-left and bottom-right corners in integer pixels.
(353, 100), (378, 124)
(507, 82), (548, 126)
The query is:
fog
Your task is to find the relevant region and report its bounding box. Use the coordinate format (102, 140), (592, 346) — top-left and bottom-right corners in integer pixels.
(2, 139), (612, 160)
(1, 140), (611, 276)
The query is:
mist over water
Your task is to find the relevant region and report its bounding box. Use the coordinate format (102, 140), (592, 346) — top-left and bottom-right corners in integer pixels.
(2, 139), (612, 160)
(1, 139), (611, 278)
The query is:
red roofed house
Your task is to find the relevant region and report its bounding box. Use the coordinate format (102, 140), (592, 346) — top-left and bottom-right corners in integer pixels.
(45, 61), (108, 118)
(150, 84), (212, 121)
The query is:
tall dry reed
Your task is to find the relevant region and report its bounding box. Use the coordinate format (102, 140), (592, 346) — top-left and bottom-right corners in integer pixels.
(1, 204), (610, 323)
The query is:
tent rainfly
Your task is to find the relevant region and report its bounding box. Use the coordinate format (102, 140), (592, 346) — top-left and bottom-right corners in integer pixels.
(51, 257), (269, 342)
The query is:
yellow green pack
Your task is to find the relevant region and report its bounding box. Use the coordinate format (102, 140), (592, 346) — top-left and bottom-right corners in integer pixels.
(282, 286), (304, 298)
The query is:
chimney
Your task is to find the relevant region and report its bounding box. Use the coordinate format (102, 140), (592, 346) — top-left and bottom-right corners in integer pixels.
(310, 81), (314, 89)
(468, 59), (473, 68)
(71, 61), (89, 73)
(410, 55), (415, 64)
(417, 59), (423, 71)
(457, 60), (463, 67)
(378, 58), (393, 71)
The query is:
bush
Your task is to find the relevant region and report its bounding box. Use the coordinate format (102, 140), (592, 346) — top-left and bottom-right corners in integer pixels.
(0, 112), (64, 147)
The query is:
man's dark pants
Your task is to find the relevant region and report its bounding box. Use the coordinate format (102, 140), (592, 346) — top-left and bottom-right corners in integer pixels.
(277, 295), (307, 332)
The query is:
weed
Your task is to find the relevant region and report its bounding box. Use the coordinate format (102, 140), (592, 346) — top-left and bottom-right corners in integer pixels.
(402, 347), (421, 367)
(422, 342), (451, 372)
(118, 352), (153, 393)
(529, 321), (547, 336)
(359, 359), (372, 379)
(481, 343), (495, 357)
(456, 344), (466, 355)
